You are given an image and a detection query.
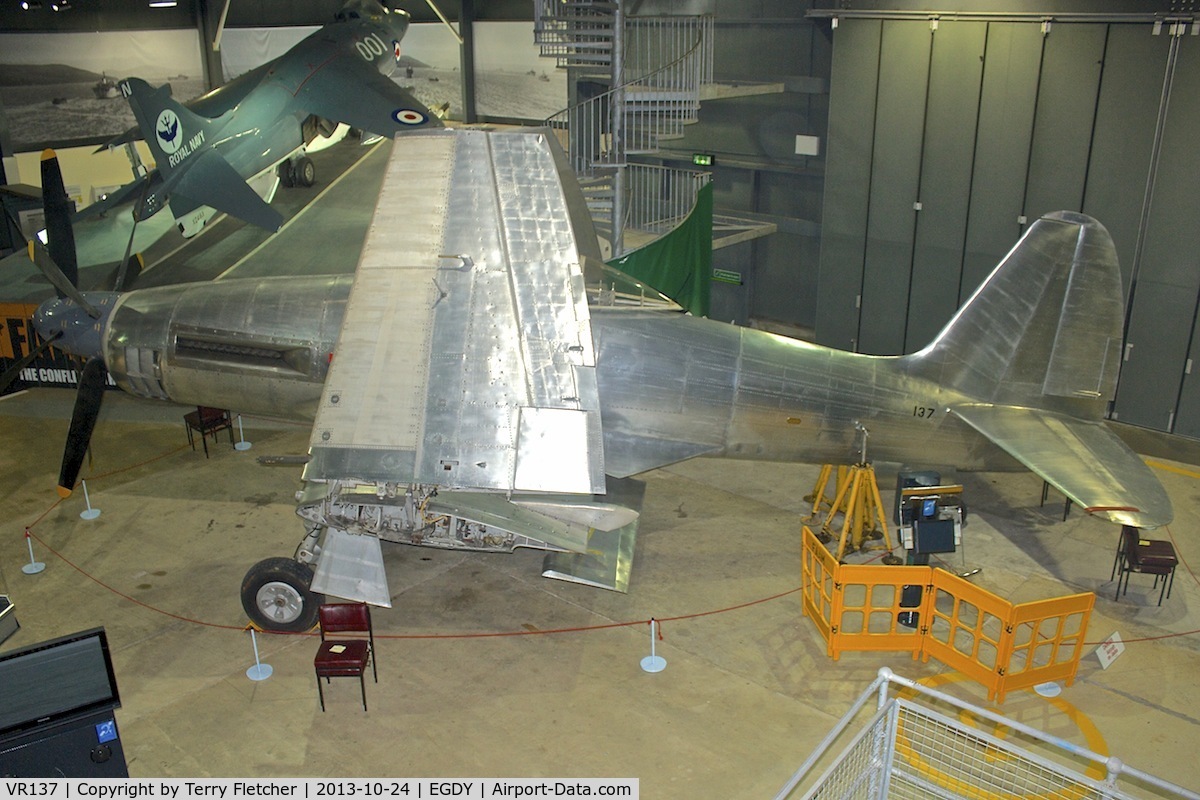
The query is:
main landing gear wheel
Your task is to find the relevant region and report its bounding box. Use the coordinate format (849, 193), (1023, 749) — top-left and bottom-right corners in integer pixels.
(241, 557), (324, 632)
(295, 156), (316, 187)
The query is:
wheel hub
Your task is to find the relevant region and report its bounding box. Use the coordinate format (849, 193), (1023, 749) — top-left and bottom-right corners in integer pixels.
(257, 580), (304, 624)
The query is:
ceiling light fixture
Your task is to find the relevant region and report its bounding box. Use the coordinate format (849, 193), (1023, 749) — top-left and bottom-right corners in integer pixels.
(149, 0), (178, 6)
(20, 1), (44, 9)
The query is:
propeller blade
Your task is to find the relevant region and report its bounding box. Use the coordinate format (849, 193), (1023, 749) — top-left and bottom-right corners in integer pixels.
(0, 332), (61, 395)
(58, 357), (107, 498)
(28, 239), (102, 319)
(112, 179), (152, 292)
(40, 149), (79, 290)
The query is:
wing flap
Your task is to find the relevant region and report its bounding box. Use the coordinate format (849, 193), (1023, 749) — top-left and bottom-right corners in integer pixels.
(951, 405), (1172, 528)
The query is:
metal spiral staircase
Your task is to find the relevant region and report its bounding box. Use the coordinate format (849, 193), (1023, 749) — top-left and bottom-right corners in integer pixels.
(534, 0), (715, 258)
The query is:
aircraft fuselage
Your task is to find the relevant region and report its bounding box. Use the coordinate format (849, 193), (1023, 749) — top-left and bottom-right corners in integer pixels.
(101, 277), (1007, 476)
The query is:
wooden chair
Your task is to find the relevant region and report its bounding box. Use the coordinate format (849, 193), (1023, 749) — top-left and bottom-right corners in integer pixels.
(314, 603), (376, 711)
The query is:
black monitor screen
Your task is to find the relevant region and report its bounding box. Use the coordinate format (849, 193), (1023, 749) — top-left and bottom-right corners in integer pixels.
(0, 628), (119, 737)
(913, 518), (956, 555)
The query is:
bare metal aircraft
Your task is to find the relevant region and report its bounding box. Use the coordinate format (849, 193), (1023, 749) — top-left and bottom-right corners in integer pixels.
(19, 128), (1172, 632)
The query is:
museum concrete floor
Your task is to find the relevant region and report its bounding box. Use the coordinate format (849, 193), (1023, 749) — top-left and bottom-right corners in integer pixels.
(2, 388), (1200, 796)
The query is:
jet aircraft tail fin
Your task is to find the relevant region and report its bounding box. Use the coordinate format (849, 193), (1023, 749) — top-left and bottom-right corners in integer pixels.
(119, 78), (222, 182)
(118, 77), (283, 233)
(909, 211), (1124, 418)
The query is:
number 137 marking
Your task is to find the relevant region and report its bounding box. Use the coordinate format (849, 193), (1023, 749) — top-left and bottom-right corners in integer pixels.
(913, 406), (936, 418)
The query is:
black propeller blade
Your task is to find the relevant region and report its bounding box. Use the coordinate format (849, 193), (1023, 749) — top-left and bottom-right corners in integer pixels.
(28, 238), (102, 318)
(40, 149), (79, 291)
(58, 356), (107, 498)
(20, 150), (113, 499)
(0, 332), (61, 395)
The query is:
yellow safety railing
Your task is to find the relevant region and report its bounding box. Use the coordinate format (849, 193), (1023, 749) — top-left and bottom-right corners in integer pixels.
(801, 526), (1094, 703)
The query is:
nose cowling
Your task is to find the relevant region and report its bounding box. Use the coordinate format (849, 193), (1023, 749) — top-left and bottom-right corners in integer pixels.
(33, 292), (120, 361)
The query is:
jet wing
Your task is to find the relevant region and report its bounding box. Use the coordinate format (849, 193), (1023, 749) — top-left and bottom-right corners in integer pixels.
(289, 54), (441, 136)
(171, 150), (285, 233)
(950, 405), (1172, 528)
(306, 128), (605, 496)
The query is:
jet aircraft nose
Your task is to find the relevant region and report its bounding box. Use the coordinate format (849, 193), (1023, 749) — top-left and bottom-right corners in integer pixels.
(33, 292), (120, 361)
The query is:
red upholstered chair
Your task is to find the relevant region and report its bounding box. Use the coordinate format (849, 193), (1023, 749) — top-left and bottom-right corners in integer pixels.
(314, 603), (376, 711)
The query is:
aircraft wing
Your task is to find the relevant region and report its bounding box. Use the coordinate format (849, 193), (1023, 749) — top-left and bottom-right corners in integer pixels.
(306, 128), (604, 495)
(289, 54), (442, 136)
(950, 404), (1173, 528)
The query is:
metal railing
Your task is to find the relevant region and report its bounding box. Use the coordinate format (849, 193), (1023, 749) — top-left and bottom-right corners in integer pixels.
(534, 7), (617, 70)
(544, 16), (713, 175)
(623, 163), (710, 235)
(775, 668), (1200, 800)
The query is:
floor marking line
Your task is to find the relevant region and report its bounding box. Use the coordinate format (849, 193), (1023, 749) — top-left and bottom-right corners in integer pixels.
(1146, 459), (1200, 480)
(214, 141), (384, 281)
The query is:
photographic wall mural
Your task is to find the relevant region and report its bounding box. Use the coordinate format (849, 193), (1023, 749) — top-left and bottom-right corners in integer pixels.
(474, 22), (567, 121)
(0, 29), (205, 152)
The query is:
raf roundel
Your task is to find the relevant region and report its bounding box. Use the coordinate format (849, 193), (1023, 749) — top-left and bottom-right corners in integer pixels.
(392, 108), (427, 126)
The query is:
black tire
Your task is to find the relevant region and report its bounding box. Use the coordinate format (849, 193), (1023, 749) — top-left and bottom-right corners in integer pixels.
(278, 161), (295, 188)
(241, 557), (323, 632)
(296, 156), (316, 187)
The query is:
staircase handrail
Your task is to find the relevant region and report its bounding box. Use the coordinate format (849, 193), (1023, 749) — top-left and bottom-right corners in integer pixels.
(544, 18), (711, 175)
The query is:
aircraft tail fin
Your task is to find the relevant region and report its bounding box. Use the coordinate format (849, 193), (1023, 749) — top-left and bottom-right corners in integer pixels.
(119, 78), (218, 181)
(909, 211), (1124, 418)
(906, 212), (1171, 527)
(118, 77), (283, 233)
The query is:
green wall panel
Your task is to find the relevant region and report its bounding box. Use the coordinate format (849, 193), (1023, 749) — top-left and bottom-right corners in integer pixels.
(1136, 37), (1200, 434)
(1022, 25), (1106, 222)
(959, 23), (1043, 305)
(815, 18), (881, 351)
(1082, 25), (1169, 294)
(904, 21), (986, 353)
(857, 20), (932, 354)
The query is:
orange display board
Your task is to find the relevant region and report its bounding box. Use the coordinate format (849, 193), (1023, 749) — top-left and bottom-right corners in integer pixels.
(801, 526), (1094, 703)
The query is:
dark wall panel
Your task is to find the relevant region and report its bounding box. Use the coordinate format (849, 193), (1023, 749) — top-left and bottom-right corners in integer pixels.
(1022, 24), (1106, 222)
(856, 21), (932, 354)
(904, 21), (986, 352)
(1082, 24), (1170, 294)
(1115, 281), (1194, 431)
(815, 18), (881, 351)
(1131, 36), (1200, 433)
(959, 23), (1042, 304)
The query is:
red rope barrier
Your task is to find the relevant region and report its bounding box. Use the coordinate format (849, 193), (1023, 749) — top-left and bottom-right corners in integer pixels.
(17, 441), (1198, 647)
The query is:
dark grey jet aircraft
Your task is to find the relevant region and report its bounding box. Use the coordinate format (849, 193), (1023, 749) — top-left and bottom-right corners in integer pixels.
(19, 127), (1174, 633)
(101, 0), (441, 238)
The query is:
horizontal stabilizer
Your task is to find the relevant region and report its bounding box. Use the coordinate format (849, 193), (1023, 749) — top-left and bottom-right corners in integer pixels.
(173, 150), (284, 232)
(951, 405), (1172, 528)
